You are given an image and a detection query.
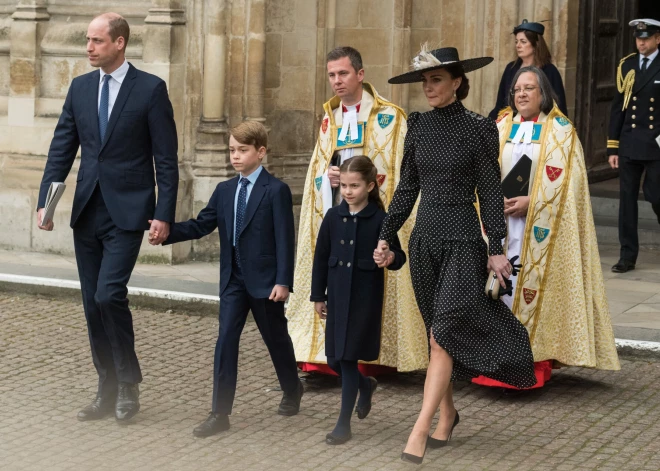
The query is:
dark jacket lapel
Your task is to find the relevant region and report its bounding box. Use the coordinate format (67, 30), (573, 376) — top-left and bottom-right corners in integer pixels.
(99, 63), (138, 153)
(238, 168), (269, 239)
(223, 177), (239, 243)
(87, 70), (101, 146)
(634, 55), (660, 92)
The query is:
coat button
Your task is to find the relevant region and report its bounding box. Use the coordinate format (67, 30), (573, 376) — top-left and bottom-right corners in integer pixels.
(339, 261), (343, 266)
(340, 240), (345, 244)
(347, 262), (351, 267)
(633, 105), (637, 110)
(343, 217), (347, 222)
(652, 98), (655, 103)
(350, 240), (354, 245)
(651, 107), (655, 112)
(632, 115), (636, 119)
(650, 125), (655, 130)
(632, 124), (637, 128)
(99, 157), (104, 161)
(651, 116), (655, 121)
(633, 96), (637, 101)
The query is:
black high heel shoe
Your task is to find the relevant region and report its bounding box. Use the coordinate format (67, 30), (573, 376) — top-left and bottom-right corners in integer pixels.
(355, 377), (377, 419)
(401, 437), (428, 465)
(428, 410), (460, 449)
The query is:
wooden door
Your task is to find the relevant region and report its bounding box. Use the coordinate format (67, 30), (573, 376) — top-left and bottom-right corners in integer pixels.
(575, 0), (637, 181)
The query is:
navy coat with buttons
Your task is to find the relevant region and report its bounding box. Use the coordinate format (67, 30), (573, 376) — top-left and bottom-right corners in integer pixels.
(310, 200), (406, 361)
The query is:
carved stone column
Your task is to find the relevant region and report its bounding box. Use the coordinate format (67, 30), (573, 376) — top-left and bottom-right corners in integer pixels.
(9, 0), (49, 127)
(194, 0), (232, 179)
(244, 0), (266, 126)
(144, 0), (188, 263)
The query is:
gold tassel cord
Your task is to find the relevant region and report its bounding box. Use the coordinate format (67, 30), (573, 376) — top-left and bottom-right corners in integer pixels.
(617, 53), (636, 111)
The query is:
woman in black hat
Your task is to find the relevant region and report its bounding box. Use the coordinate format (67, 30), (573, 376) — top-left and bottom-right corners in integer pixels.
(488, 19), (567, 120)
(375, 45), (536, 464)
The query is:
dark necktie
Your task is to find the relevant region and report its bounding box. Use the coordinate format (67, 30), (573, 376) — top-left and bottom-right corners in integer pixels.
(234, 178), (250, 267)
(641, 58), (649, 75)
(99, 74), (111, 141)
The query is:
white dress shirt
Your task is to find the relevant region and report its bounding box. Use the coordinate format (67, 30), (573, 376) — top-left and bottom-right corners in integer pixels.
(98, 60), (130, 119)
(640, 48), (659, 69)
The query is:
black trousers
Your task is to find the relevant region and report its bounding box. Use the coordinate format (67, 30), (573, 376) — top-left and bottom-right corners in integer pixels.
(73, 186), (144, 396)
(618, 156), (660, 262)
(212, 258), (299, 415)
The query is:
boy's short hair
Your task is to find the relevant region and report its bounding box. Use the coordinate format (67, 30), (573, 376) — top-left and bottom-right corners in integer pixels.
(229, 121), (268, 150)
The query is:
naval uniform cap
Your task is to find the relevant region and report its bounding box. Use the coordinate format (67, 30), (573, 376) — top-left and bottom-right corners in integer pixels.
(629, 18), (660, 38)
(513, 19), (545, 36)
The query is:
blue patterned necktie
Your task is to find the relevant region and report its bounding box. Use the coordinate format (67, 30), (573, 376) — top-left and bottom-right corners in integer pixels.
(99, 74), (111, 141)
(234, 178), (250, 267)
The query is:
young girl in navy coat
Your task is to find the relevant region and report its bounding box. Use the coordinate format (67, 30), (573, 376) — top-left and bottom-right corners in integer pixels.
(311, 155), (406, 445)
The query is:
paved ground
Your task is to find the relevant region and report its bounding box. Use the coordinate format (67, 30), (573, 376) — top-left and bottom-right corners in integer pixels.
(2, 294), (660, 471)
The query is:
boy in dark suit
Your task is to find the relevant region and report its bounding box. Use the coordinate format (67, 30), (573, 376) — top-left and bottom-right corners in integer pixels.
(157, 121), (302, 437)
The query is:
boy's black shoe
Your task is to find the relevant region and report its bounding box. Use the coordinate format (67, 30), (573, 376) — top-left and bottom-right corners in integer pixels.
(193, 413), (230, 438)
(278, 380), (303, 416)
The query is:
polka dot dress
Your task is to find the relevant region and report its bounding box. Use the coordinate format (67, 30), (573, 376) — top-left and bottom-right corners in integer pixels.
(380, 101), (536, 388)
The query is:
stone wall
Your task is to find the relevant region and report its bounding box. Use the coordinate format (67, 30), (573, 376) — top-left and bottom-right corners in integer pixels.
(0, 0), (579, 262)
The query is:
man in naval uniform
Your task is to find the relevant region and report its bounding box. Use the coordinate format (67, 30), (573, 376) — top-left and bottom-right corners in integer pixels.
(608, 18), (660, 273)
(286, 46), (429, 379)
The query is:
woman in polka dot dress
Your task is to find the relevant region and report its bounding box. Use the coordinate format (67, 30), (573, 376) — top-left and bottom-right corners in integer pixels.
(377, 45), (537, 464)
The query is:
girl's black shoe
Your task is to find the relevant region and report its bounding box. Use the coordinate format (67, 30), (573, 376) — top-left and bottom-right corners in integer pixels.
(325, 431), (352, 445)
(428, 410), (460, 449)
(355, 377), (378, 419)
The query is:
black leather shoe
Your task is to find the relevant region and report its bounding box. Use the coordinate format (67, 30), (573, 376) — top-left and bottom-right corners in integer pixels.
(355, 376), (377, 419)
(278, 380), (303, 416)
(428, 410), (460, 449)
(193, 413), (230, 438)
(77, 394), (115, 421)
(326, 431), (352, 445)
(612, 260), (635, 273)
(115, 383), (140, 422)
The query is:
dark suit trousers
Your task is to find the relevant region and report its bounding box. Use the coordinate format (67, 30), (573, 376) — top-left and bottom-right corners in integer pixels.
(618, 156), (660, 262)
(73, 186), (144, 395)
(212, 257), (299, 415)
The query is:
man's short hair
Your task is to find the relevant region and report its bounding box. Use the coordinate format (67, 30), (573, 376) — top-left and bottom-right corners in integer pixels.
(230, 121), (268, 149)
(108, 16), (130, 46)
(326, 46), (363, 73)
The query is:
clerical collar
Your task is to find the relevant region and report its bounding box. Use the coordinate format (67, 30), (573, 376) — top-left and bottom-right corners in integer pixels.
(342, 102), (361, 113)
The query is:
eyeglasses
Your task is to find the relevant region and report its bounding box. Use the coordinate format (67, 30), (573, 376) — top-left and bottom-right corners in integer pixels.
(511, 86), (539, 96)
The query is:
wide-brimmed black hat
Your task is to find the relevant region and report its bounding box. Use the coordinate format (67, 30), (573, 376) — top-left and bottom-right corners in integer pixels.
(630, 18), (660, 38)
(513, 19), (545, 35)
(388, 46), (493, 84)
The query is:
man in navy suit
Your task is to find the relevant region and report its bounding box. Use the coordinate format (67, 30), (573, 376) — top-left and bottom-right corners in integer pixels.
(160, 121), (303, 438)
(37, 13), (179, 422)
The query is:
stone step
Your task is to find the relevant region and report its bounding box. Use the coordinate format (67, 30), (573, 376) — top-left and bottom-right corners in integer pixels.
(591, 195), (658, 221)
(593, 214), (660, 247)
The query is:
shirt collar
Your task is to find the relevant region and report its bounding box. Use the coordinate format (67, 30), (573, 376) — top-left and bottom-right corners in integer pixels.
(99, 60), (129, 84)
(641, 49), (659, 64)
(239, 165), (263, 185)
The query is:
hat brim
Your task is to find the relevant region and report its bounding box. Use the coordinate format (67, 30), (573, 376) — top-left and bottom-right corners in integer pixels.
(388, 57), (494, 84)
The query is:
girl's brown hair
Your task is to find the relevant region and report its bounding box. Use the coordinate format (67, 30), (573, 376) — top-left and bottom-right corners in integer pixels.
(515, 31), (552, 68)
(339, 155), (385, 211)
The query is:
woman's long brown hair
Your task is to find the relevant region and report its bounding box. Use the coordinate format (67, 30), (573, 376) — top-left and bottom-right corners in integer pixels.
(515, 30), (552, 68)
(339, 155), (385, 211)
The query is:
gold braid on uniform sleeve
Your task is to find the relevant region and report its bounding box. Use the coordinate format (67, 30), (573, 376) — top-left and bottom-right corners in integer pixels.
(617, 53), (637, 111)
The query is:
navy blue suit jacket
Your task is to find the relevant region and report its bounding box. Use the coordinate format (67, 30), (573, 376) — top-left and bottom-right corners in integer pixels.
(38, 63), (179, 230)
(165, 169), (295, 299)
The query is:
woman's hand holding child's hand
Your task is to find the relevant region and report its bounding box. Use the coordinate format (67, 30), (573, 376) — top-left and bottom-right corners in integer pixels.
(374, 240), (394, 268)
(314, 301), (327, 319)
